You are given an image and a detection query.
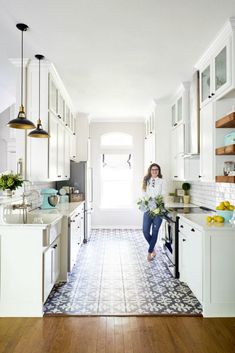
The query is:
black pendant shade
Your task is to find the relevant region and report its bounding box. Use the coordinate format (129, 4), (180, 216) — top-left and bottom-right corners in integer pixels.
(8, 23), (36, 130)
(28, 54), (49, 138)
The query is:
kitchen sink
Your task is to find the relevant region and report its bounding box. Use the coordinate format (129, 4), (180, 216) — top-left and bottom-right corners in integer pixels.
(0, 211), (62, 247)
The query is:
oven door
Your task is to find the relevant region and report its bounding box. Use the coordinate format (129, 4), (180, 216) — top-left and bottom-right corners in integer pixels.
(162, 217), (179, 278)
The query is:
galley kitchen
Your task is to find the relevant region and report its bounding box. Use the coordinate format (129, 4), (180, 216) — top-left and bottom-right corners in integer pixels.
(0, 8), (235, 324)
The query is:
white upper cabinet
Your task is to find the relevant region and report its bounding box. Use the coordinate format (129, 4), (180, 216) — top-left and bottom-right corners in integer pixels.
(27, 60), (74, 181)
(200, 102), (215, 182)
(195, 18), (235, 108)
(171, 83), (190, 129)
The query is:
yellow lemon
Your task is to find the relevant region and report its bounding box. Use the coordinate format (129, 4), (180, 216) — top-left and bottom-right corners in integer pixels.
(224, 201), (230, 207)
(216, 206), (224, 210)
(216, 216), (224, 223)
(206, 216), (212, 223)
(229, 205), (234, 211)
(220, 202), (225, 207)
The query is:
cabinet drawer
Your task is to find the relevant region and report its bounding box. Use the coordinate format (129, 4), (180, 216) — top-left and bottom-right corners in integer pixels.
(178, 219), (201, 237)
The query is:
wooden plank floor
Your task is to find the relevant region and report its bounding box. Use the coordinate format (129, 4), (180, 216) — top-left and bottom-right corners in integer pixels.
(0, 317), (235, 353)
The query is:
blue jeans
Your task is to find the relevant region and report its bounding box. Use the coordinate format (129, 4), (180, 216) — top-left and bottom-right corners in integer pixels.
(142, 212), (162, 253)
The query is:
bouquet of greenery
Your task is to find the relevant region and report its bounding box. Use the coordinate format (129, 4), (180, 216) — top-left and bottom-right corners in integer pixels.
(137, 194), (169, 218)
(0, 171), (23, 191)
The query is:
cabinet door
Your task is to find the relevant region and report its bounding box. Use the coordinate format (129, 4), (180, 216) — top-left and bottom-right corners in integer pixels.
(177, 97), (183, 124)
(70, 132), (77, 161)
(49, 113), (58, 180)
(65, 105), (70, 128)
(57, 123), (64, 179)
(179, 232), (188, 282)
(187, 229), (203, 303)
(200, 64), (212, 106)
(52, 237), (60, 284)
(214, 41), (231, 96)
(200, 103), (214, 181)
(43, 247), (53, 302)
(49, 76), (57, 114)
(57, 92), (64, 121)
(64, 130), (70, 179)
(171, 104), (176, 127)
(80, 206), (85, 243)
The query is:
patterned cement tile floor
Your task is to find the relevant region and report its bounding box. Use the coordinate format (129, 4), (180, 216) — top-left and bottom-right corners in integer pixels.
(44, 229), (202, 315)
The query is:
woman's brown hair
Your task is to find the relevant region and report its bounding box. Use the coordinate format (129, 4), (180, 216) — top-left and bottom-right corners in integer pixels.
(142, 163), (162, 191)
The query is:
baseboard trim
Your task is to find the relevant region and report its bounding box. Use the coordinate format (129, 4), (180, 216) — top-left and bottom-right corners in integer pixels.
(92, 226), (142, 230)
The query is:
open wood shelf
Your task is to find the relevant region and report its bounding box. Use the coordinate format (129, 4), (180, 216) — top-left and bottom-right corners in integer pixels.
(216, 112), (235, 128)
(216, 176), (235, 183)
(215, 144), (235, 155)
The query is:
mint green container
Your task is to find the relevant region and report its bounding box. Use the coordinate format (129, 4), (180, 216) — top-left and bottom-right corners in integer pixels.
(216, 210), (234, 222)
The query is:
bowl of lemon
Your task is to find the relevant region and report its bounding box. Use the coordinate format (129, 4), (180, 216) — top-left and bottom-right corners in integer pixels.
(216, 201), (234, 222)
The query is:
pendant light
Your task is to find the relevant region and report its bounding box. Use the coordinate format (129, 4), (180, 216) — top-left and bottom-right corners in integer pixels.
(8, 23), (36, 129)
(28, 55), (50, 138)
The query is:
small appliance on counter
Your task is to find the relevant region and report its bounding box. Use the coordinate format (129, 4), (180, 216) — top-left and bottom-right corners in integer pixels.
(59, 188), (69, 204)
(41, 188), (59, 209)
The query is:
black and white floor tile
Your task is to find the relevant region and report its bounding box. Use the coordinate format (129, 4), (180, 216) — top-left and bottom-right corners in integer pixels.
(44, 229), (202, 316)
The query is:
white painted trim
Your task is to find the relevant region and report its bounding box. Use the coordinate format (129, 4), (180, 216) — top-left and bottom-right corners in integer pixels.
(195, 17), (235, 69)
(90, 117), (144, 123)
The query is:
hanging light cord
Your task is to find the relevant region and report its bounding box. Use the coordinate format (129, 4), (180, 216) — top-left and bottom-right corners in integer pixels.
(39, 58), (41, 120)
(21, 29), (23, 107)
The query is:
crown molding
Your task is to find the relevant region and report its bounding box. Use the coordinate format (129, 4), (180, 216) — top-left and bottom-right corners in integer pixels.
(9, 58), (29, 67)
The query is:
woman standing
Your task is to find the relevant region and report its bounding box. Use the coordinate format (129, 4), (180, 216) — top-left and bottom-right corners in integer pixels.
(142, 163), (165, 262)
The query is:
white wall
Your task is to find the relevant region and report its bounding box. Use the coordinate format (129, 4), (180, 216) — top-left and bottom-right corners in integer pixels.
(174, 180), (235, 210)
(154, 103), (173, 195)
(0, 105), (16, 173)
(90, 122), (144, 228)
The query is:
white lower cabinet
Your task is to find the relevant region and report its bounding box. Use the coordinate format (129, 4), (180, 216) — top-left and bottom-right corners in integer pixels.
(179, 215), (235, 317)
(69, 203), (85, 271)
(179, 221), (202, 303)
(43, 236), (61, 302)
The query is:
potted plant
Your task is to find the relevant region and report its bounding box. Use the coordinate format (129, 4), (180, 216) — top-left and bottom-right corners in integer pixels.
(182, 182), (191, 204)
(0, 171), (23, 196)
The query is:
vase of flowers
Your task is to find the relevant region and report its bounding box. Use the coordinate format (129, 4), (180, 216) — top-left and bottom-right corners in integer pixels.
(0, 171), (24, 197)
(137, 194), (169, 218)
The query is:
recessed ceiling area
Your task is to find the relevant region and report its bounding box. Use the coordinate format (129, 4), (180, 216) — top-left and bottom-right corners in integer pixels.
(0, 0), (235, 120)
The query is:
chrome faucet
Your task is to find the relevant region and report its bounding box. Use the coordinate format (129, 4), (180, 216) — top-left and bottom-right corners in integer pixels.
(12, 195), (32, 223)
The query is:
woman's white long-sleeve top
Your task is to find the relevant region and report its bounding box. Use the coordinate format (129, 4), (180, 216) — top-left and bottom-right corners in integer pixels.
(143, 177), (166, 198)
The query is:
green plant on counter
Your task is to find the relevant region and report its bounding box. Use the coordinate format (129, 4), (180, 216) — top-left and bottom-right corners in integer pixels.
(182, 182), (191, 195)
(0, 171), (23, 191)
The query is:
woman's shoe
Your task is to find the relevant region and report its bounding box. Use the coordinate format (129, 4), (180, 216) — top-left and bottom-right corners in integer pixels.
(147, 253), (153, 262)
(152, 250), (156, 258)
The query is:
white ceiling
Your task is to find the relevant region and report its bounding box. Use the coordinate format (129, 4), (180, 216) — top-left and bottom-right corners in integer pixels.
(0, 0), (235, 120)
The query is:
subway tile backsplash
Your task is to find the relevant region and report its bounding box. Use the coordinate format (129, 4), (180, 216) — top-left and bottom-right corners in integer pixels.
(174, 181), (235, 210)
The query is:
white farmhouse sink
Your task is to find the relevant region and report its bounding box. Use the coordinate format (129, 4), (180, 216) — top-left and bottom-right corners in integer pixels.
(0, 211), (62, 247)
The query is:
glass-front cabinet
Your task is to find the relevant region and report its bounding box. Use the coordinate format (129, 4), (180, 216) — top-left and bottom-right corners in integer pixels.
(171, 104), (176, 127)
(177, 97), (183, 124)
(201, 65), (211, 104)
(171, 84), (189, 128)
(199, 38), (232, 107)
(215, 46), (227, 91)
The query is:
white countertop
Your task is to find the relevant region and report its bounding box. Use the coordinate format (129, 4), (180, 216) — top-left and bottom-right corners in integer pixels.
(32, 201), (85, 218)
(179, 213), (235, 232)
